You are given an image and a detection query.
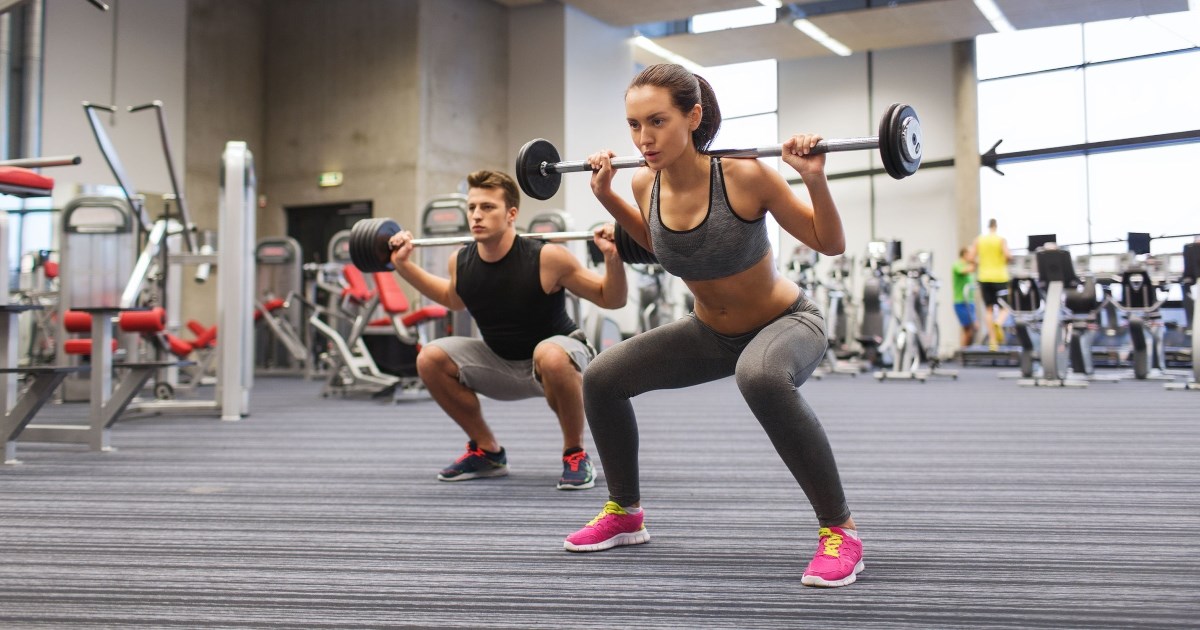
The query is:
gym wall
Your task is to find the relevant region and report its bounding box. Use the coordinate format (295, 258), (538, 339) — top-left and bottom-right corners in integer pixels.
(506, 1), (565, 222)
(506, 2), (638, 227)
(42, 0), (187, 206)
(184, 0), (267, 329)
(193, 0), (512, 318)
(561, 6), (636, 231)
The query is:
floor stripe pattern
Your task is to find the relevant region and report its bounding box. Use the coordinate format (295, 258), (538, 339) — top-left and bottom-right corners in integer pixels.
(1, 367), (1198, 628)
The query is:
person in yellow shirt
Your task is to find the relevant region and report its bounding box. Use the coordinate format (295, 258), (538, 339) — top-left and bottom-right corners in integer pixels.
(967, 218), (1011, 351)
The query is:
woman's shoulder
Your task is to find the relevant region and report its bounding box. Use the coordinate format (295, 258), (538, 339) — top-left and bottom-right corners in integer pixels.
(630, 166), (656, 203)
(631, 166), (656, 189)
(717, 154), (777, 183)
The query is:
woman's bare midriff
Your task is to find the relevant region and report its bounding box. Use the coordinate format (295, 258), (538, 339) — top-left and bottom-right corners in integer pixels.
(687, 254), (801, 335)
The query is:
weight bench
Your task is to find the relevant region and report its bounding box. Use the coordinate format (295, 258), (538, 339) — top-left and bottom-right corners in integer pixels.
(1, 159), (94, 463)
(309, 265), (401, 397)
(366, 271), (448, 400)
(2, 304), (90, 464)
(2, 365), (90, 464)
(370, 271), (448, 347)
(254, 295), (311, 371)
(14, 306), (191, 459)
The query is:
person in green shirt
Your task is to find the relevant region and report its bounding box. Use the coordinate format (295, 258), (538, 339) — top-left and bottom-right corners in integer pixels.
(952, 247), (977, 348)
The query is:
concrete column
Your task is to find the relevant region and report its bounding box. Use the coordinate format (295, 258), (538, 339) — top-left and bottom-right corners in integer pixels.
(953, 39), (980, 249)
(416, 0), (509, 211)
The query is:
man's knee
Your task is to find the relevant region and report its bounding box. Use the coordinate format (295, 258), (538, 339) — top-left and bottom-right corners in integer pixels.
(533, 343), (578, 382)
(416, 345), (455, 380)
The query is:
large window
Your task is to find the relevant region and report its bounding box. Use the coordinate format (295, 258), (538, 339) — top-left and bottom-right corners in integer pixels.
(977, 11), (1200, 255)
(700, 59), (781, 254)
(702, 59), (779, 145)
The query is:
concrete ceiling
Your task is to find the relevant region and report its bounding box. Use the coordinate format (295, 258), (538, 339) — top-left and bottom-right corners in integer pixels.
(493, 0), (1193, 66)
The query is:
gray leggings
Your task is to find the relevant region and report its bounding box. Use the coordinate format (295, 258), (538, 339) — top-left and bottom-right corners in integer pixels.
(583, 292), (851, 527)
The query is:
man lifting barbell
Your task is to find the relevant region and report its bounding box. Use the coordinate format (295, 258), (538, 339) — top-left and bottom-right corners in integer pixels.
(384, 169), (627, 490)
(549, 63), (893, 589)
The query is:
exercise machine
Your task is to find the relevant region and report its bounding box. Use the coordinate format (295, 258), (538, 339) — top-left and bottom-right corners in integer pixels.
(1165, 242), (1199, 391)
(875, 251), (957, 382)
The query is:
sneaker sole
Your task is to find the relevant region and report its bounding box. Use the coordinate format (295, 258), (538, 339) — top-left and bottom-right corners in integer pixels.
(437, 467), (509, 482)
(563, 528), (650, 552)
(801, 560), (865, 588)
(556, 479), (595, 490)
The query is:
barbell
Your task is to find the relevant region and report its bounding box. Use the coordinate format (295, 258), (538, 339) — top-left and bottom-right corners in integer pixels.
(515, 102), (923, 200)
(346, 217), (658, 273)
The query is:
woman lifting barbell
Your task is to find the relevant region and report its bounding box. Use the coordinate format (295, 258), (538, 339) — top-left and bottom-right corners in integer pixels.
(561, 63), (865, 588)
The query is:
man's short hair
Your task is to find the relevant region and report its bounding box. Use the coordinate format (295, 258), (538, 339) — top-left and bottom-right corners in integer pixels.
(467, 170), (520, 210)
(987, 218), (998, 229)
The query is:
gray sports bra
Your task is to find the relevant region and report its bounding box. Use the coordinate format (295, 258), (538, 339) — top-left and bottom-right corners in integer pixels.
(647, 157), (772, 281)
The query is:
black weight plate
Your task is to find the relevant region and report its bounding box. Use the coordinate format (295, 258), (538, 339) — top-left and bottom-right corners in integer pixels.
(515, 138), (563, 201)
(893, 104), (922, 177)
(614, 224), (657, 265)
(877, 102), (902, 180)
(887, 103), (909, 179)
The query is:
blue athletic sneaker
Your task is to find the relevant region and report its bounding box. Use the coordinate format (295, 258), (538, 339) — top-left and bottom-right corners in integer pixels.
(437, 441), (508, 481)
(557, 448), (595, 490)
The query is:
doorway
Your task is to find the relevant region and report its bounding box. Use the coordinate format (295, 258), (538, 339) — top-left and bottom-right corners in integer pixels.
(285, 200), (372, 265)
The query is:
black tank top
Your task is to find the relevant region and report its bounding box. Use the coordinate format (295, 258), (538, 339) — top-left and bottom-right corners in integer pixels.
(455, 236), (577, 361)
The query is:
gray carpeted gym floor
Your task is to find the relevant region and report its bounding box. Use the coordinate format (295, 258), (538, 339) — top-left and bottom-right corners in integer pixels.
(1, 366), (1198, 628)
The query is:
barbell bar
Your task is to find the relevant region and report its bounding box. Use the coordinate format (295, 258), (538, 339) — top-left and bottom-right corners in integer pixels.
(516, 103), (923, 200)
(346, 217), (658, 273)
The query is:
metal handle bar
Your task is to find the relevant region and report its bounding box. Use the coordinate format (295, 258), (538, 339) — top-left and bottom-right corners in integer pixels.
(0, 155), (81, 168)
(405, 230), (597, 249)
(128, 100), (164, 113)
(543, 137), (879, 175)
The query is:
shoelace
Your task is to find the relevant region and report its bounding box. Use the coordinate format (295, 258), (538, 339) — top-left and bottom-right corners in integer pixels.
(818, 527), (843, 557)
(587, 501), (627, 527)
(564, 450), (587, 471)
(455, 444), (486, 464)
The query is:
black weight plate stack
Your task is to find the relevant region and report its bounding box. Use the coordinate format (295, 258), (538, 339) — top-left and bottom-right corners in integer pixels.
(613, 224), (657, 265)
(349, 217), (402, 273)
(358, 218), (384, 272)
(892, 104), (922, 178)
(348, 218), (372, 271)
(877, 103), (902, 180)
(357, 218), (379, 272)
(515, 138), (563, 201)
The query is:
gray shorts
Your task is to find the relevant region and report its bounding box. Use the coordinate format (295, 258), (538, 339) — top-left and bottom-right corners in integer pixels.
(423, 334), (595, 401)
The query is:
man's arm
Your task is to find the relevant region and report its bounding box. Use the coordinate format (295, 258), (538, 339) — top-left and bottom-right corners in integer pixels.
(389, 245), (467, 311)
(545, 227), (627, 310)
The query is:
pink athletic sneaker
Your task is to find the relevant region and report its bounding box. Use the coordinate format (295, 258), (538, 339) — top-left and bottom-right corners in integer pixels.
(563, 501), (650, 552)
(801, 526), (865, 587)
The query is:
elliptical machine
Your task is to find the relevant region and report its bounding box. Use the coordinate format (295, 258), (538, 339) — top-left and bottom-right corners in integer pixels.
(875, 251), (957, 382)
(997, 253), (1044, 379)
(1165, 242), (1200, 391)
(1020, 248), (1114, 388)
(857, 240), (899, 368)
(1115, 258), (1171, 380)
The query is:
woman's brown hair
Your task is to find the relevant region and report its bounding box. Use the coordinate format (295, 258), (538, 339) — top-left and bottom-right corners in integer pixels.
(628, 63), (722, 153)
